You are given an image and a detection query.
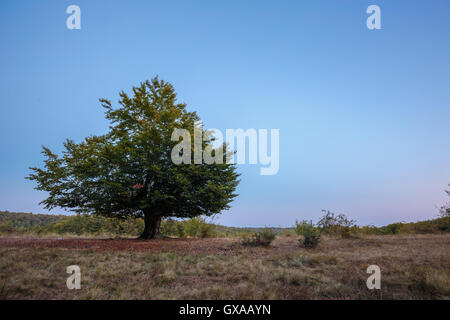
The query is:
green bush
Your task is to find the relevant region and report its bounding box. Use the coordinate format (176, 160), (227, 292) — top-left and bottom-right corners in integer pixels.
(317, 210), (356, 238)
(384, 222), (403, 235)
(0, 220), (15, 234)
(160, 218), (179, 237)
(199, 222), (215, 238)
(294, 220), (321, 248)
(160, 217), (215, 238)
(183, 217), (201, 237)
(241, 228), (276, 247)
(44, 214), (145, 236)
(182, 217), (215, 238)
(175, 223), (185, 237)
(436, 217), (450, 232)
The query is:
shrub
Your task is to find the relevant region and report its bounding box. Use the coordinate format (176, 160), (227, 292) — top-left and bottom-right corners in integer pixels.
(294, 220), (321, 248)
(42, 214), (144, 236)
(175, 223), (185, 237)
(199, 223), (214, 238)
(182, 217), (201, 237)
(384, 222), (403, 235)
(241, 228), (276, 247)
(160, 217), (216, 238)
(260, 228), (277, 244)
(182, 217), (216, 238)
(160, 218), (180, 237)
(358, 225), (380, 235)
(436, 217), (450, 232)
(317, 210), (356, 238)
(0, 221), (15, 234)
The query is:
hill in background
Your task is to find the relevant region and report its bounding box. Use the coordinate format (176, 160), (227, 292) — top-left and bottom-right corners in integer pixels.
(0, 210), (448, 237)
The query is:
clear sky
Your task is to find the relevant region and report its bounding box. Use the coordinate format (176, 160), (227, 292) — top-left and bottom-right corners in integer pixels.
(1, 0), (449, 227)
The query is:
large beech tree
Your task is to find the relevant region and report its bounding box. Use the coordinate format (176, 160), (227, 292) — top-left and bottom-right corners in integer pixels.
(27, 78), (240, 239)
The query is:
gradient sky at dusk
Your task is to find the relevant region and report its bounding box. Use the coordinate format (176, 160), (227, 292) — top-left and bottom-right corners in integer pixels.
(1, 0), (449, 227)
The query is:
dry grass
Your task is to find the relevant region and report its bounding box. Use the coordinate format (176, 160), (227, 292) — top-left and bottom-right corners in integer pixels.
(0, 234), (449, 299)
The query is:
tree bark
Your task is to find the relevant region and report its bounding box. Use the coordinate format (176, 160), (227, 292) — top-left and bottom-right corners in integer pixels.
(139, 213), (162, 239)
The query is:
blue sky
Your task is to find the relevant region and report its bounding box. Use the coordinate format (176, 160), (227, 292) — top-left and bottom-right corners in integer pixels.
(1, 0), (449, 227)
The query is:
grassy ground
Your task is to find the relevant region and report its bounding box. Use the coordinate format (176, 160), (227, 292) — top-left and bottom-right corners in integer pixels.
(0, 234), (449, 299)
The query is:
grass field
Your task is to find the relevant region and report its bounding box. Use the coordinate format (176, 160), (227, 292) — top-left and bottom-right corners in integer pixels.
(1, 234), (449, 300)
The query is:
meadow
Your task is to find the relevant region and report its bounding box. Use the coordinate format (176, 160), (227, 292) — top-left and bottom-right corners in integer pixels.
(1, 211), (449, 300)
(0, 234), (449, 300)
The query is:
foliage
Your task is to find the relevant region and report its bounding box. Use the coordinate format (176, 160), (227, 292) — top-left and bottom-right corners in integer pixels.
(47, 214), (144, 236)
(294, 220), (321, 248)
(0, 211), (214, 238)
(241, 228), (276, 247)
(199, 222), (216, 238)
(183, 217), (205, 237)
(1, 210), (450, 238)
(26, 77), (240, 238)
(0, 211), (65, 229)
(317, 210), (357, 238)
(162, 217), (215, 238)
(160, 219), (182, 237)
(383, 222), (403, 235)
(356, 218), (450, 235)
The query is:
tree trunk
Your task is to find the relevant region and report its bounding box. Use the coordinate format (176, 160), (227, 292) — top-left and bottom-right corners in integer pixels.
(139, 213), (162, 239)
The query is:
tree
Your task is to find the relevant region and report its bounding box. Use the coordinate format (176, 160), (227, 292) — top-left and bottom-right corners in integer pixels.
(27, 77), (240, 239)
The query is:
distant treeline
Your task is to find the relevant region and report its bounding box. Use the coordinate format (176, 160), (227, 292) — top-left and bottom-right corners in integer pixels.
(357, 219), (449, 235)
(0, 211), (221, 237)
(0, 210), (449, 237)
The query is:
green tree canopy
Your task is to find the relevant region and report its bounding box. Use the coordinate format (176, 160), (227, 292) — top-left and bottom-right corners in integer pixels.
(27, 77), (240, 238)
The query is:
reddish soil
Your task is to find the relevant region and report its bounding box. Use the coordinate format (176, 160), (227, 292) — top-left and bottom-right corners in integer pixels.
(0, 237), (243, 255)
(0, 236), (307, 256)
